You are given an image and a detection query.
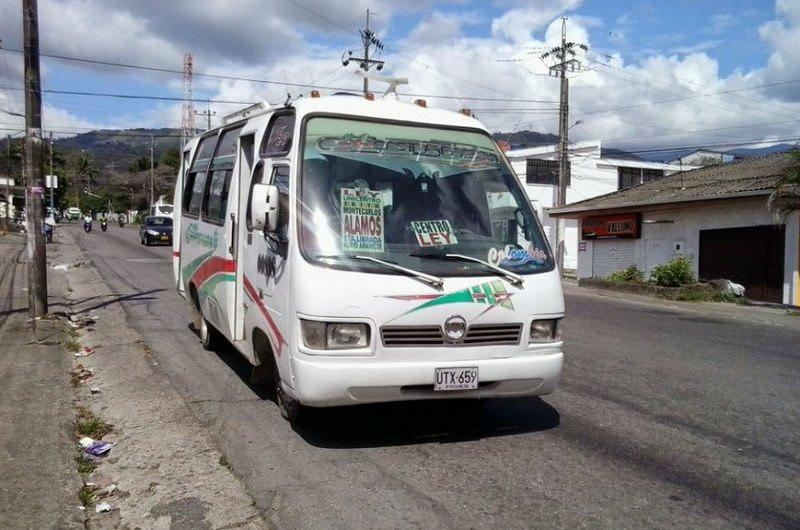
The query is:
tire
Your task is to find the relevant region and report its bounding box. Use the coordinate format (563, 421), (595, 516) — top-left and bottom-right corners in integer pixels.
(198, 315), (222, 351)
(144, 236), (150, 246)
(254, 333), (306, 424)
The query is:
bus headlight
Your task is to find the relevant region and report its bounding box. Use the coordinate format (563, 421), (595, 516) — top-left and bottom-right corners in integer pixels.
(530, 319), (562, 343)
(300, 320), (370, 350)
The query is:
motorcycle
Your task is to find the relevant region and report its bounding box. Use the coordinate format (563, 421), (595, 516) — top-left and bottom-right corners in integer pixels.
(101, 220), (108, 232)
(83, 221), (92, 233)
(118, 217), (125, 228)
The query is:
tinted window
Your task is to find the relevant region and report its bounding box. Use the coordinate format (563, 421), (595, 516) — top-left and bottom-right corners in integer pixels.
(184, 171), (207, 216)
(272, 166), (290, 239)
(202, 126), (242, 223)
(183, 135), (218, 217)
(148, 217), (173, 226)
(260, 114), (295, 157)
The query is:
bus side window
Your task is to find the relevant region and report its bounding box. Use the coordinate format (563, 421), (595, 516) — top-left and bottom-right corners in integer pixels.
(271, 166), (290, 239)
(201, 125), (242, 224)
(183, 134), (217, 217)
(259, 114), (295, 157)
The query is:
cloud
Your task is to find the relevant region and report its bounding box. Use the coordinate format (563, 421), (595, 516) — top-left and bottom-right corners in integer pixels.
(491, 0), (584, 43)
(1, 0), (798, 154)
(758, 0), (800, 101)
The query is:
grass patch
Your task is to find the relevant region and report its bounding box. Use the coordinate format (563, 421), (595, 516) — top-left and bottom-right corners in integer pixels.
(75, 406), (113, 439)
(63, 338), (81, 352)
(75, 453), (96, 475)
(674, 286), (743, 303)
(78, 484), (95, 507)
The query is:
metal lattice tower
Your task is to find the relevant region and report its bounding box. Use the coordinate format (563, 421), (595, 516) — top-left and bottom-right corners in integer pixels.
(181, 53), (195, 147)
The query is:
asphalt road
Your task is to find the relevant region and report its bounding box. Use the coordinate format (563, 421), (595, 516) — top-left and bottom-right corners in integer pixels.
(69, 223), (800, 529)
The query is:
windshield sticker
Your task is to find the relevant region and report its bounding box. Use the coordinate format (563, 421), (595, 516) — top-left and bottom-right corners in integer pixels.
(340, 187), (384, 253)
(411, 220), (459, 247)
(488, 244), (548, 268)
(384, 280), (515, 320)
(317, 134), (500, 169)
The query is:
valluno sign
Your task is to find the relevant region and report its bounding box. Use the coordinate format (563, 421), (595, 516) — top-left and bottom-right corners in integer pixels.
(581, 214), (641, 239)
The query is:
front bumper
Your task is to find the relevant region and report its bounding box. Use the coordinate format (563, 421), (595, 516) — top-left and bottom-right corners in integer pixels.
(288, 349), (563, 407)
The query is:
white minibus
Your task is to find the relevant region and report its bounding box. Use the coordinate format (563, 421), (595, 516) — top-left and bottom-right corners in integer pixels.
(173, 94), (564, 422)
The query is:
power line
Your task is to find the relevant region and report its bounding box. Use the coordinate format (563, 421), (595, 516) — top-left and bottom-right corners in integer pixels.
(0, 47), (559, 103)
(0, 86), (255, 105)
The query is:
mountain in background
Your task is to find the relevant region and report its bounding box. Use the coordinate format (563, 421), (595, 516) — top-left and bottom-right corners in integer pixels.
(492, 130), (559, 148)
(52, 128), (182, 172)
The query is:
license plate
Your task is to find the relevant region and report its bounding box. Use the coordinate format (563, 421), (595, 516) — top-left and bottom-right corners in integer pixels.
(160, 235), (168, 240)
(434, 367), (478, 391)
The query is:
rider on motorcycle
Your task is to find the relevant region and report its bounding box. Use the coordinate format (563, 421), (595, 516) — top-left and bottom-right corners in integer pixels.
(83, 214), (92, 233)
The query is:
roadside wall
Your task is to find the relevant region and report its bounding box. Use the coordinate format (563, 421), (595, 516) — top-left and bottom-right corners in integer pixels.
(577, 197), (800, 305)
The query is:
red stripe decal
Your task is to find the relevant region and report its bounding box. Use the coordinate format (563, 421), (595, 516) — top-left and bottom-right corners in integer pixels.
(191, 256), (236, 289)
(173, 250), (180, 257)
(243, 275), (286, 357)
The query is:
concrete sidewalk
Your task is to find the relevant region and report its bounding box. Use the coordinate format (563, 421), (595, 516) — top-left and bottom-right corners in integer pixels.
(0, 234), (84, 529)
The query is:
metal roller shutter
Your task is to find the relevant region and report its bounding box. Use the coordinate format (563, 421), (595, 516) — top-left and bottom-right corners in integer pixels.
(592, 239), (637, 278)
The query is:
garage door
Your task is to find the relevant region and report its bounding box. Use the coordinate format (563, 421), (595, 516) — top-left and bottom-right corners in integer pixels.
(699, 225), (785, 303)
(592, 239), (637, 278)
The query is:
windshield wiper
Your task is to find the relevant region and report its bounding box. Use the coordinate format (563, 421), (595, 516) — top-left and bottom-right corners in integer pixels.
(411, 252), (524, 287)
(316, 254), (444, 289)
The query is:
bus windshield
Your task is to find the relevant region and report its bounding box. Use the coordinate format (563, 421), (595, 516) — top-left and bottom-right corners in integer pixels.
(299, 116), (554, 277)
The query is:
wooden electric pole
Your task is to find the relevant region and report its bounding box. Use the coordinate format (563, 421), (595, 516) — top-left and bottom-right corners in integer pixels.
(541, 17), (587, 277)
(149, 135), (154, 207)
(4, 135), (10, 230)
(22, 0), (47, 316)
(341, 9), (385, 95)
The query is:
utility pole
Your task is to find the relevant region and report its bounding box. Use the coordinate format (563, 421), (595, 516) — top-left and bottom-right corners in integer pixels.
(22, 0), (47, 317)
(48, 131), (54, 211)
(4, 135), (10, 230)
(341, 9), (385, 95)
(194, 100), (215, 130)
(541, 17), (587, 277)
(149, 135), (154, 207)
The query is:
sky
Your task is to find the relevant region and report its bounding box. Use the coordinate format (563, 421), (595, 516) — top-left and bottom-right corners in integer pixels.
(0, 0), (799, 152)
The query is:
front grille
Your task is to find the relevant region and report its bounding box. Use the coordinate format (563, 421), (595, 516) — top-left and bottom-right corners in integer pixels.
(381, 323), (522, 347)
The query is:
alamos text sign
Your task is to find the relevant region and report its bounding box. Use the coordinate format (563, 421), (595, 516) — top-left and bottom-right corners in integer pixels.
(581, 213), (641, 239)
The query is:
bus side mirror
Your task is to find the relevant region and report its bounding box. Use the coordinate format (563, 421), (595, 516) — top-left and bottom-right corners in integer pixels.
(251, 183), (280, 232)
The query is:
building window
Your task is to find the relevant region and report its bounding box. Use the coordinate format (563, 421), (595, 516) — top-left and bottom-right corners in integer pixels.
(618, 167), (664, 190)
(526, 158), (568, 186)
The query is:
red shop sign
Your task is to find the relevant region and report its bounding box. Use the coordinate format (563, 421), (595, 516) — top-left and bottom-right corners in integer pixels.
(581, 213), (640, 239)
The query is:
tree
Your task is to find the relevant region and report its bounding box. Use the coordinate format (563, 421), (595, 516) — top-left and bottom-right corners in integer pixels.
(162, 147), (180, 170)
(768, 150), (800, 221)
(128, 156), (157, 172)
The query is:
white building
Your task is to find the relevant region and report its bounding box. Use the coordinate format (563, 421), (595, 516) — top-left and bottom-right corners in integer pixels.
(668, 149), (735, 167)
(550, 153), (800, 305)
(505, 141), (688, 270)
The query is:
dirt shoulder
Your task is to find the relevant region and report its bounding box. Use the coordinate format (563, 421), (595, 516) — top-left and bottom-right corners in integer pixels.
(51, 228), (268, 529)
(0, 234), (84, 529)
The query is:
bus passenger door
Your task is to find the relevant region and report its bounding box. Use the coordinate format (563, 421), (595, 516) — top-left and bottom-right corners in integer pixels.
(233, 133), (255, 341)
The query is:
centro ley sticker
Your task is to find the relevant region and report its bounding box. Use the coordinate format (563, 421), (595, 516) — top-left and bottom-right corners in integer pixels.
(411, 219), (458, 247)
(340, 187), (384, 253)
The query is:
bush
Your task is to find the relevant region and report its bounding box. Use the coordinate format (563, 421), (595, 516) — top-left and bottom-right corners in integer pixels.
(607, 264), (645, 283)
(650, 255), (695, 287)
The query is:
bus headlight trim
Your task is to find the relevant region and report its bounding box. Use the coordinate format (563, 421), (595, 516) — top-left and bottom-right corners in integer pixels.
(530, 319), (562, 343)
(300, 320), (370, 350)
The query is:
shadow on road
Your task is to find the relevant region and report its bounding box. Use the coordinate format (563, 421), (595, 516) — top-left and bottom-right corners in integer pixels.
(201, 325), (561, 449)
(49, 288), (166, 317)
(293, 397), (560, 449)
